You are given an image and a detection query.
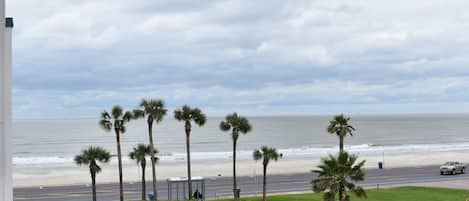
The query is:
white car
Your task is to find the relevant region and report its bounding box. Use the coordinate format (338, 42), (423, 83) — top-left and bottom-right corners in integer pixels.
(440, 161), (465, 175)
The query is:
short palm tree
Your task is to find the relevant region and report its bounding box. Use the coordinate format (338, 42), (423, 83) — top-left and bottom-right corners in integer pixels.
(129, 144), (158, 201)
(75, 146), (111, 201)
(133, 99), (167, 200)
(174, 105), (207, 200)
(99, 105), (133, 201)
(253, 146), (280, 201)
(220, 112), (252, 200)
(312, 151), (366, 201)
(327, 114), (355, 152)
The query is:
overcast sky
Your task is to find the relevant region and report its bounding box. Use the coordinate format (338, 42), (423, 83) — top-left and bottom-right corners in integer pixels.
(7, 0), (469, 119)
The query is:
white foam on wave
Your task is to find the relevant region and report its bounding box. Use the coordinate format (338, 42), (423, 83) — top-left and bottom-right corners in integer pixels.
(13, 142), (469, 167)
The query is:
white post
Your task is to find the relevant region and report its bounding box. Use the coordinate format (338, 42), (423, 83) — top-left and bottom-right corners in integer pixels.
(0, 0), (13, 198)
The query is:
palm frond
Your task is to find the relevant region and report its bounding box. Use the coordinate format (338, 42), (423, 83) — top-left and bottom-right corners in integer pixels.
(253, 149), (262, 161)
(132, 109), (145, 119)
(219, 121), (231, 131)
(192, 108), (206, 126)
(99, 119), (112, 131)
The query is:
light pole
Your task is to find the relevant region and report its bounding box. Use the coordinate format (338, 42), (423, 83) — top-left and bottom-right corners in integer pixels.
(0, 0), (13, 199)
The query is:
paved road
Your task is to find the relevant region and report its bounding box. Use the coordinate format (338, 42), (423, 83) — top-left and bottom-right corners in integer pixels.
(14, 165), (469, 201)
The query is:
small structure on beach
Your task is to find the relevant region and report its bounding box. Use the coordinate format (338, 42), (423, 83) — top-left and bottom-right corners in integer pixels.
(167, 176), (206, 201)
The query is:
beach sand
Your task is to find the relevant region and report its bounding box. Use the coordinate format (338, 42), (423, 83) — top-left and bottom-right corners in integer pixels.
(13, 150), (469, 188)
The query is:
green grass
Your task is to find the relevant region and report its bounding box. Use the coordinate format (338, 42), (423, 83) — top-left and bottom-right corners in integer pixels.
(212, 187), (469, 201)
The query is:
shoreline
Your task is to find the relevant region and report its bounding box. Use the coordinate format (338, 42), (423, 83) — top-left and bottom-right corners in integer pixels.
(13, 150), (469, 188)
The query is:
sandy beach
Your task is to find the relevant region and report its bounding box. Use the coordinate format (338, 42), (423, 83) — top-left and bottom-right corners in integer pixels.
(14, 150), (469, 188)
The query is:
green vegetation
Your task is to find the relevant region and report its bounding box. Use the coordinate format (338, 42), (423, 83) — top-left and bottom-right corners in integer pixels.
(174, 105), (207, 200)
(214, 187), (469, 201)
(129, 144), (158, 201)
(74, 146), (111, 201)
(133, 98), (167, 200)
(253, 146), (280, 201)
(327, 114), (355, 152)
(220, 113), (252, 201)
(312, 152), (366, 201)
(99, 105), (133, 201)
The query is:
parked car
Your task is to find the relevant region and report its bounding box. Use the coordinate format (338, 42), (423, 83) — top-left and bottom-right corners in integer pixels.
(440, 161), (465, 175)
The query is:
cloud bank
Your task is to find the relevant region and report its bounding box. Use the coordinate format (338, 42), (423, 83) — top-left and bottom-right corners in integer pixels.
(7, 0), (469, 118)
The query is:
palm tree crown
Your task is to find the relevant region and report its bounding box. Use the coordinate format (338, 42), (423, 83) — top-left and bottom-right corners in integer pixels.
(312, 151), (366, 201)
(253, 146), (279, 165)
(133, 99), (167, 123)
(327, 114), (355, 137)
(174, 105), (206, 127)
(99, 105), (133, 133)
(74, 146), (111, 172)
(327, 114), (355, 152)
(129, 144), (158, 165)
(220, 112), (252, 141)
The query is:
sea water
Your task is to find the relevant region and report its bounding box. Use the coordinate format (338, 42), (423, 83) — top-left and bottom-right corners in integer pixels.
(12, 114), (469, 167)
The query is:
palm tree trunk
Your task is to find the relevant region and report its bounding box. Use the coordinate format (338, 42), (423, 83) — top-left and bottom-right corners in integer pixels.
(148, 119), (158, 200)
(185, 122), (193, 200)
(233, 140), (237, 200)
(339, 135), (344, 152)
(115, 131), (124, 201)
(262, 163), (267, 201)
(142, 162), (146, 201)
(339, 182), (345, 201)
(91, 170), (97, 201)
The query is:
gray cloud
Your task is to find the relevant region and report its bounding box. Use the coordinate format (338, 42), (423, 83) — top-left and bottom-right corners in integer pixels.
(7, 0), (469, 118)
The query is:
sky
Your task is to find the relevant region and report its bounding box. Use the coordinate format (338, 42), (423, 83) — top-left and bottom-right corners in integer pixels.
(7, 0), (469, 119)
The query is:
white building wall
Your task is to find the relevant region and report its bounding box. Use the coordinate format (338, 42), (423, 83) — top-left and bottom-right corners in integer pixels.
(0, 0), (13, 199)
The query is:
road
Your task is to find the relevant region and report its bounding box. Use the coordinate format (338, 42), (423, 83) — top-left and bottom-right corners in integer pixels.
(14, 165), (469, 201)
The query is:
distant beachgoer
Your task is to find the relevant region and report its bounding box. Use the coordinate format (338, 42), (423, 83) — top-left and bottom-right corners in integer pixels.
(280, 153), (283, 158)
(193, 189), (202, 200)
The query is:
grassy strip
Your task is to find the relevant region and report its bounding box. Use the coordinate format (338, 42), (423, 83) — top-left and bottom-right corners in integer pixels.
(131, 187), (469, 201)
(213, 187), (469, 201)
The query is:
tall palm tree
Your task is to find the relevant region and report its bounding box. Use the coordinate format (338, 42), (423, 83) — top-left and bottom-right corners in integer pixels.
(99, 105), (133, 201)
(174, 105), (207, 200)
(253, 146), (279, 201)
(312, 151), (366, 201)
(129, 144), (158, 201)
(219, 113), (252, 200)
(133, 99), (167, 200)
(75, 146), (111, 201)
(327, 114), (355, 152)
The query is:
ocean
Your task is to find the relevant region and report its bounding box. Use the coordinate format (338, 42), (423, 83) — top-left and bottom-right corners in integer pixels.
(12, 114), (469, 167)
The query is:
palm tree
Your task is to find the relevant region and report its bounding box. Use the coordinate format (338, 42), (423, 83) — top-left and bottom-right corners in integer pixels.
(99, 105), (133, 201)
(219, 113), (252, 200)
(253, 146), (280, 201)
(133, 99), (167, 200)
(174, 105), (207, 200)
(75, 146), (111, 201)
(312, 151), (366, 201)
(129, 144), (158, 201)
(327, 114), (355, 152)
